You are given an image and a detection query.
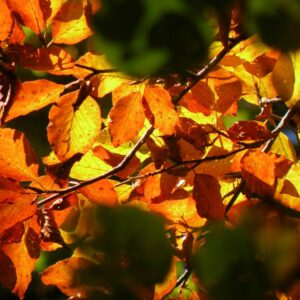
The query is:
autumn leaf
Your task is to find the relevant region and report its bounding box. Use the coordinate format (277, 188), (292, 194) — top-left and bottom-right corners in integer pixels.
(80, 179), (118, 206)
(93, 144), (140, 179)
(109, 92), (145, 147)
(272, 51), (300, 107)
(227, 120), (272, 142)
(193, 174), (225, 220)
(0, 250), (16, 291)
(0, 128), (39, 181)
(0, 0), (15, 41)
(5, 80), (64, 122)
(7, 44), (75, 75)
(275, 162), (300, 211)
(2, 219), (40, 299)
(52, 0), (93, 45)
(0, 178), (36, 235)
(6, 0), (50, 34)
(74, 52), (129, 97)
(41, 256), (99, 298)
(241, 151), (292, 196)
(180, 80), (215, 115)
(48, 91), (101, 161)
(143, 86), (178, 135)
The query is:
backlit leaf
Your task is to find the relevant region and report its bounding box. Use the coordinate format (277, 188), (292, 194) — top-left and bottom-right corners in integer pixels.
(241, 151), (292, 196)
(93, 145), (140, 179)
(108, 92), (145, 147)
(5, 80), (64, 122)
(48, 91), (101, 161)
(143, 86), (178, 135)
(0, 0), (14, 41)
(52, 0), (93, 44)
(80, 179), (118, 206)
(0, 128), (39, 181)
(227, 120), (271, 142)
(275, 162), (300, 211)
(6, 0), (50, 34)
(7, 45), (75, 75)
(193, 174), (225, 220)
(41, 256), (99, 298)
(2, 219), (40, 299)
(0, 178), (36, 234)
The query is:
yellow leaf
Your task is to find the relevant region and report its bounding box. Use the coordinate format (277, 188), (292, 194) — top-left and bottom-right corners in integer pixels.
(48, 91), (101, 161)
(5, 80), (64, 122)
(270, 132), (297, 162)
(108, 92), (145, 147)
(52, 0), (92, 44)
(0, 128), (39, 181)
(70, 150), (111, 180)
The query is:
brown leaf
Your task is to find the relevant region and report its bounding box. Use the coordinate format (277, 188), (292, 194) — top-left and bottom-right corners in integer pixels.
(0, 128), (39, 181)
(143, 86), (178, 135)
(108, 92), (145, 147)
(0, 250), (16, 291)
(243, 54), (276, 78)
(5, 80), (64, 122)
(7, 44), (75, 75)
(80, 179), (118, 206)
(48, 91), (101, 161)
(193, 174), (225, 220)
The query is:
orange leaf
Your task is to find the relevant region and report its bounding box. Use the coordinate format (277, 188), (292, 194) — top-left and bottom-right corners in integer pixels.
(186, 80), (215, 114)
(216, 79), (242, 114)
(0, 0), (14, 41)
(80, 179), (118, 206)
(241, 151), (292, 196)
(0, 178), (36, 234)
(48, 91), (101, 161)
(93, 145), (140, 179)
(2, 219), (40, 299)
(5, 80), (64, 122)
(108, 92), (145, 147)
(6, 0), (50, 34)
(193, 174), (225, 220)
(41, 256), (96, 298)
(52, 0), (93, 44)
(143, 86), (178, 135)
(0, 128), (39, 181)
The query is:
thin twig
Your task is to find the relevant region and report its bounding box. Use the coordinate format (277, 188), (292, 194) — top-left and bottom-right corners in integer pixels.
(225, 106), (296, 214)
(37, 127), (154, 206)
(173, 34), (246, 104)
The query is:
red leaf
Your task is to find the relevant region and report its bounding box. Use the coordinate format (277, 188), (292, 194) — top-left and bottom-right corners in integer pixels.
(227, 120), (272, 142)
(193, 174), (225, 220)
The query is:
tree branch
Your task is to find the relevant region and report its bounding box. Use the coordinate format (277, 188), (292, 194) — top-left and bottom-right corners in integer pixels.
(37, 127), (154, 206)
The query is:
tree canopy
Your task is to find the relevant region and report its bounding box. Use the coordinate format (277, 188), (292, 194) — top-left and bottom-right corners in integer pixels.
(0, 0), (300, 299)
